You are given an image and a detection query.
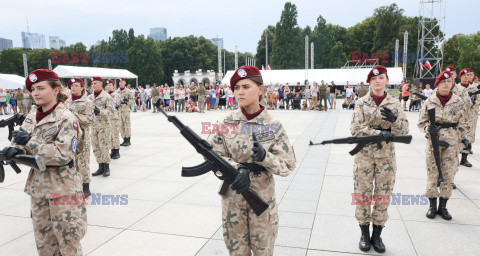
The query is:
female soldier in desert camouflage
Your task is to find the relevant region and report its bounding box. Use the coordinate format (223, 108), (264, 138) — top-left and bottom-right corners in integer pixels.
(2, 69), (86, 255)
(350, 65), (409, 253)
(66, 77), (94, 196)
(207, 65), (296, 256)
(418, 70), (470, 221)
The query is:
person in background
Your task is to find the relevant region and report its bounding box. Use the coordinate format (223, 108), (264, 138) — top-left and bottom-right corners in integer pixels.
(177, 84), (185, 112)
(401, 80), (411, 111)
(0, 88), (7, 115)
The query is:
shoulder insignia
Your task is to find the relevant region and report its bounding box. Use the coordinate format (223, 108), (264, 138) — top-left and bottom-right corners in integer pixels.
(42, 126), (58, 138)
(71, 137), (77, 152)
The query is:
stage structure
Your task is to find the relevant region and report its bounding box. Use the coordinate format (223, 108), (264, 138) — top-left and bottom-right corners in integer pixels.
(414, 0), (446, 79)
(172, 69), (216, 86)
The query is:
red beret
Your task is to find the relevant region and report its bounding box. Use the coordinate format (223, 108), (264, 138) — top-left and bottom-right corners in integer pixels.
(106, 79), (114, 84)
(25, 69), (59, 92)
(90, 76), (103, 83)
(366, 65), (388, 83)
(119, 78), (126, 82)
(67, 78), (84, 89)
(458, 68), (474, 78)
(434, 70), (452, 87)
(230, 65), (262, 91)
(445, 66), (456, 72)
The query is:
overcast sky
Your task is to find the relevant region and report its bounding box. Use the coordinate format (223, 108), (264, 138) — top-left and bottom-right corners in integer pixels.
(1, 0), (477, 54)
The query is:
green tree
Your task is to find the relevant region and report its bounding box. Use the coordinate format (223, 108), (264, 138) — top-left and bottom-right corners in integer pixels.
(0, 48), (24, 76)
(456, 32), (480, 72)
(372, 3), (405, 52)
(311, 15), (334, 68)
(255, 25), (275, 69)
(27, 49), (52, 72)
(126, 36), (164, 86)
(271, 2), (303, 69)
(443, 35), (461, 68)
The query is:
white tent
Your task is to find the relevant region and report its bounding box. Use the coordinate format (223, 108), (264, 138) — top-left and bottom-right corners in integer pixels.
(0, 73), (25, 90)
(221, 67), (404, 86)
(53, 65), (138, 86)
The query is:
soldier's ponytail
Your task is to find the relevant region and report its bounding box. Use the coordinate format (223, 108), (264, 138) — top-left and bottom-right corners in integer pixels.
(48, 81), (68, 103)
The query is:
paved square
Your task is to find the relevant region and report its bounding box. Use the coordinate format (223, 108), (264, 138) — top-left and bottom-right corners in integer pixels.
(1, 104), (480, 255)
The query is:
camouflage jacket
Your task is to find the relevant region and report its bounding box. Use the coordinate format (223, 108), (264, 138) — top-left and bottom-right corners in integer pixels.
(350, 93), (409, 158)
(115, 88), (134, 111)
(418, 92), (469, 147)
(151, 87), (159, 97)
(14, 90), (24, 101)
(66, 94), (93, 131)
(13, 103), (83, 198)
(466, 83), (480, 114)
(198, 85), (206, 99)
(357, 86), (368, 98)
(207, 108), (296, 197)
(451, 84), (472, 107)
(318, 84), (328, 96)
(108, 91), (121, 120)
(88, 90), (113, 128)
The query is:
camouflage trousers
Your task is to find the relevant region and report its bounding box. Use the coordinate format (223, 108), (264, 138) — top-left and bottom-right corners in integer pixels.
(462, 111), (478, 154)
(426, 145), (458, 198)
(17, 102), (26, 114)
(76, 128), (91, 183)
(91, 126), (111, 164)
(152, 96), (159, 112)
(318, 95), (327, 110)
(221, 191), (278, 256)
(119, 109), (131, 138)
(31, 196), (87, 256)
(198, 100), (205, 113)
(353, 155), (397, 227)
(109, 118), (121, 149)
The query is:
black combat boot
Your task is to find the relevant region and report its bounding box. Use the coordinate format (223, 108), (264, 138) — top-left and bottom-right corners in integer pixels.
(120, 138), (128, 146)
(123, 137), (131, 146)
(426, 197), (437, 219)
(437, 197), (452, 220)
(111, 149), (120, 159)
(103, 163), (110, 177)
(110, 149), (114, 158)
(371, 224), (386, 253)
(460, 153), (472, 167)
(83, 183), (91, 197)
(452, 183), (457, 189)
(359, 224), (371, 251)
(92, 163), (104, 176)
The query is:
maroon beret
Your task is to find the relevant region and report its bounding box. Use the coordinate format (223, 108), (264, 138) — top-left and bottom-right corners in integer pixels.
(67, 78), (84, 89)
(25, 69), (59, 92)
(445, 66), (456, 72)
(366, 65), (387, 83)
(230, 65), (262, 91)
(119, 78), (126, 82)
(458, 68), (474, 78)
(90, 76), (103, 83)
(434, 70), (452, 87)
(106, 79), (114, 84)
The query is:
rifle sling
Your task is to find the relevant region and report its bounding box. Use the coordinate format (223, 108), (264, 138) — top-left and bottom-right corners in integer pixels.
(46, 160), (74, 169)
(435, 123), (457, 129)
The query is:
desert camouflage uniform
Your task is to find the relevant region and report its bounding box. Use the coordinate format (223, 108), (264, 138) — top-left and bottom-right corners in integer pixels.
(108, 91), (121, 150)
(89, 90), (113, 164)
(151, 86), (159, 113)
(207, 109), (296, 256)
(15, 90), (26, 114)
(465, 83), (480, 147)
(115, 88), (133, 138)
(418, 93), (469, 198)
(12, 103), (86, 256)
(357, 85), (368, 98)
(66, 94), (94, 183)
(198, 84), (206, 113)
(318, 83), (328, 110)
(350, 93), (409, 227)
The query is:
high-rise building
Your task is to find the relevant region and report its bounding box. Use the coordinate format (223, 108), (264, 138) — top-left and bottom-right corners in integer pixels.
(0, 38), (13, 51)
(49, 36), (66, 49)
(21, 32), (46, 49)
(149, 27), (167, 41)
(211, 38), (223, 49)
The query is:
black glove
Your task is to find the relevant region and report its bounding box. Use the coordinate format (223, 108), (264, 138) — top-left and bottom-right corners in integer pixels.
(94, 106), (100, 115)
(379, 130), (394, 143)
(122, 98), (129, 104)
(427, 124), (441, 134)
(12, 127), (31, 145)
(251, 133), (266, 162)
(462, 139), (472, 151)
(2, 147), (24, 160)
(231, 166), (250, 194)
(380, 106), (397, 123)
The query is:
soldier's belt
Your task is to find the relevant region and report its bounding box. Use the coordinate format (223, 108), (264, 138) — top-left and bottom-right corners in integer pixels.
(239, 162), (267, 176)
(46, 160), (74, 169)
(372, 127), (392, 132)
(435, 123), (458, 129)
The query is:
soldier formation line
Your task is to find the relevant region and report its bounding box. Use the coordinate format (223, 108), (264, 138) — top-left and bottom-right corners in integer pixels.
(0, 63), (477, 255)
